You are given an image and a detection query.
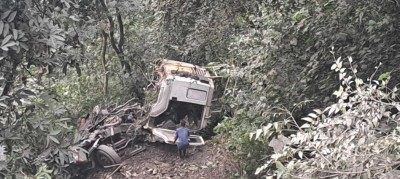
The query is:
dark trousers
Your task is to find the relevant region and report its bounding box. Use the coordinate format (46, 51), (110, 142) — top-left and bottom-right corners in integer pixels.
(177, 142), (189, 158)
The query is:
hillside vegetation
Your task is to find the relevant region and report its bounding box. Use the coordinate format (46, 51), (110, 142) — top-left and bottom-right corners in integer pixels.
(1, 0), (400, 178)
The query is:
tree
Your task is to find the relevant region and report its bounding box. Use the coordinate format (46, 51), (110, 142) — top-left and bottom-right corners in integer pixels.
(213, 0), (400, 176)
(0, 0), (84, 177)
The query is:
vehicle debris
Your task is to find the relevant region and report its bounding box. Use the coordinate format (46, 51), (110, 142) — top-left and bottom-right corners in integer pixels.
(38, 60), (216, 177)
(73, 60), (214, 166)
(144, 59), (215, 146)
(68, 101), (147, 170)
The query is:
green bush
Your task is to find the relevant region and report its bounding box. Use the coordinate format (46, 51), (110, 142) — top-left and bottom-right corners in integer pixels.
(252, 56), (400, 178)
(212, 0), (400, 176)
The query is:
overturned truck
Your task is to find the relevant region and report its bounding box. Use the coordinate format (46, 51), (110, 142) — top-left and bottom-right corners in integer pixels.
(144, 59), (214, 146)
(42, 60), (215, 174)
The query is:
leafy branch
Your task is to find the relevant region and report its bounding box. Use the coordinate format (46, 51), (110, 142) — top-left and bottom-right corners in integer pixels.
(251, 56), (400, 178)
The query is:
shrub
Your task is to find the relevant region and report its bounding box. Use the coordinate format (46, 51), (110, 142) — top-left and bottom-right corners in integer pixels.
(251, 56), (400, 178)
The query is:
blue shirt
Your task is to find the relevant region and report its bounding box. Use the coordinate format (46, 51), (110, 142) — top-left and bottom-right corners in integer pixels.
(176, 127), (189, 145)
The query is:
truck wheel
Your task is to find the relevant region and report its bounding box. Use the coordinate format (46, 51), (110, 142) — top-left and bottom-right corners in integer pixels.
(94, 145), (122, 167)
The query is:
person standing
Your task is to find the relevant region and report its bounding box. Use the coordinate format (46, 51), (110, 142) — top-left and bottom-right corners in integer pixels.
(174, 120), (190, 159)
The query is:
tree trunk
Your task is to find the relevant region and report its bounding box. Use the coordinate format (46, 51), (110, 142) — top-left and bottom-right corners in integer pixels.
(99, 0), (131, 74)
(101, 30), (109, 96)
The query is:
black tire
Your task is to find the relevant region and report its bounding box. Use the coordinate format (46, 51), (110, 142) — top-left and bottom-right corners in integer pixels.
(94, 145), (122, 168)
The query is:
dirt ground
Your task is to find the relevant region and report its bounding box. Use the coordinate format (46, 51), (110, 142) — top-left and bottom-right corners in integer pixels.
(88, 139), (240, 179)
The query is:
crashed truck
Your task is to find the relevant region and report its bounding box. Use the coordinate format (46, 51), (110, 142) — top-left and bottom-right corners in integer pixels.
(48, 60), (215, 171)
(144, 59), (214, 146)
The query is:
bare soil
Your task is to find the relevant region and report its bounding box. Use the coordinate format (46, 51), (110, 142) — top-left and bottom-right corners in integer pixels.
(88, 139), (239, 179)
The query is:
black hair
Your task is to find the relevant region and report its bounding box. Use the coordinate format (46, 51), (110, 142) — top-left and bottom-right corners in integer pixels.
(180, 120), (186, 127)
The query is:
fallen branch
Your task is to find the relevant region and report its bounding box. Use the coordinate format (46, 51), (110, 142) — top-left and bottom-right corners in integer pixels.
(112, 98), (136, 112)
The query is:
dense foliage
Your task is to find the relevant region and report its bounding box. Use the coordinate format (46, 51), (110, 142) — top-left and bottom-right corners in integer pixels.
(1, 0), (400, 178)
(251, 56), (400, 178)
(213, 0), (400, 176)
(0, 0), (146, 178)
(0, 0), (80, 177)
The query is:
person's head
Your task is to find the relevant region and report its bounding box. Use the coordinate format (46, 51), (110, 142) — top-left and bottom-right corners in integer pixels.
(180, 120), (186, 127)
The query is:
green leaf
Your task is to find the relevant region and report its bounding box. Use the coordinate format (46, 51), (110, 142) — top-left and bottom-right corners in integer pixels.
(20, 36), (28, 41)
(48, 135), (60, 144)
(355, 78), (364, 87)
(57, 122), (69, 129)
(298, 151), (303, 159)
(2, 41), (16, 49)
(236, 108), (244, 115)
(58, 118), (71, 122)
(368, 20), (376, 26)
(292, 11), (306, 21)
(1, 34), (12, 46)
(46, 136), (50, 148)
(2, 23), (8, 36)
(10, 43), (19, 52)
(330, 63), (337, 70)
(53, 35), (65, 42)
(20, 42), (28, 50)
(22, 89), (35, 95)
(68, 14), (79, 21)
(73, 131), (81, 143)
(275, 161), (286, 179)
(378, 72), (391, 81)
(1, 10), (11, 20)
(58, 150), (65, 165)
(301, 117), (314, 123)
(255, 129), (262, 140)
(8, 136), (22, 140)
(42, 120), (50, 125)
(49, 129), (61, 136)
(249, 132), (254, 140)
(308, 113), (318, 118)
(12, 29), (17, 40)
(262, 123), (273, 136)
(300, 123), (311, 128)
(0, 103), (7, 109)
(273, 122), (279, 130)
(0, 21), (3, 35)
(7, 11), (17, 22)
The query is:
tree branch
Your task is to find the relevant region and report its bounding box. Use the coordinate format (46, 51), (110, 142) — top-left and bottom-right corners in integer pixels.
(99, 0), (120, 54)
(116, 9), (124, 52)
(101, 30), (109, 95)
(98, 0), (131, 73)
